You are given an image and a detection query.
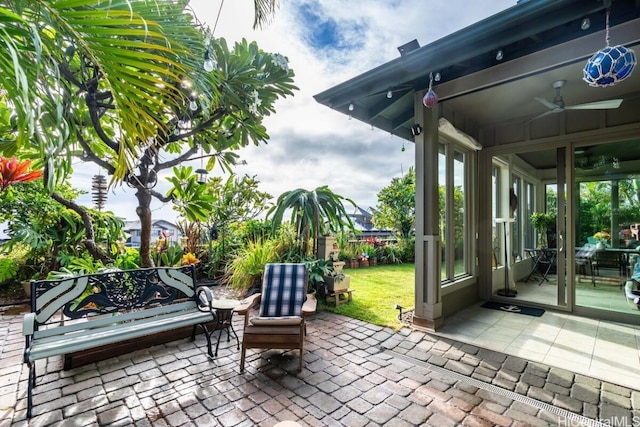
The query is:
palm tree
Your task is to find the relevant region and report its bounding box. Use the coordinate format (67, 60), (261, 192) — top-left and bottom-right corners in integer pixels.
(252, 0), (279, 29)
(267, 186), (356, 257)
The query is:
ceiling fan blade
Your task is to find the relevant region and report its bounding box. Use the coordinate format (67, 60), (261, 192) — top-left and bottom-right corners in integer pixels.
(529, 110), (556, 121)
(565, 99), (623, 110)
(534, 96), (559, 111)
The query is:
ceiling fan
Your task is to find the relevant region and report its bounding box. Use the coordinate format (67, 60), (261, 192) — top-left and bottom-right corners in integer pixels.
(531, 80), (623, 121)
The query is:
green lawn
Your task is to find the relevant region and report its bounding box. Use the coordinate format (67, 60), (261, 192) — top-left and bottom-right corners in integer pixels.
(321, 263), (415, 330)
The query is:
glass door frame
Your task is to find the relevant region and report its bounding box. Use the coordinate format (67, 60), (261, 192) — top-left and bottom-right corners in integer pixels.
(487, 142), (574, 310)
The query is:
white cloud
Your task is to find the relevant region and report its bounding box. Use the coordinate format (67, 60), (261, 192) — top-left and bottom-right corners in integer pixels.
(73, 0), (515, 223)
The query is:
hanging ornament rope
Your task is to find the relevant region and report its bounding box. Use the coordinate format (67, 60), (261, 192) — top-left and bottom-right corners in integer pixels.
(422, 72), (438, 108)
(583, 7), (636, 87)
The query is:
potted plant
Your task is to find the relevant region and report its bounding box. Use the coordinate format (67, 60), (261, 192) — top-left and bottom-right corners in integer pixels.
(341, 246), (359, 268)
(323, 258), (350, 294)
(530, 212), (555, 248)
(306, 258), (334, 298)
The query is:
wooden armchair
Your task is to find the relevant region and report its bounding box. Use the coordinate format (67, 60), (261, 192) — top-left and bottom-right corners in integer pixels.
(235, 263), (317, 372)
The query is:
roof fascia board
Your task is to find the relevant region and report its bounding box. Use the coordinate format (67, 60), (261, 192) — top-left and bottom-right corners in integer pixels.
(314, 0), (604, 108)
(435, 17), (640, 101)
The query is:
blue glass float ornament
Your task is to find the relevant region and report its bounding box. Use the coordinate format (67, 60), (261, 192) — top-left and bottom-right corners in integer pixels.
(422, 72), (438, 108)
(583, 45), (636, 87)
(583, 8), (636, 87)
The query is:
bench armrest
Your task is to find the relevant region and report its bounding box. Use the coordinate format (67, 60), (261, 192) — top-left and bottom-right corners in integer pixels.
(302, 293), (317, 318)
(195, 286), (218, 322)
(23, 312), (35, 337)
(195, 286), (213, 309)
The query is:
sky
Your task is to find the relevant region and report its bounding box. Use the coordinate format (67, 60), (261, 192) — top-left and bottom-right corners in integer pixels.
(72, 0), (517, 224)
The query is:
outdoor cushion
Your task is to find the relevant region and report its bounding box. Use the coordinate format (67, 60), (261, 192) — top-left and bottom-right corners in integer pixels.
(259, 263), (306, 318)
(250, 316), (303, 326)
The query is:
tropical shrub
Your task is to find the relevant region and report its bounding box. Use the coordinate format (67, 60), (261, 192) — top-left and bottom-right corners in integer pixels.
(0, 258), (20, 284)
(0, 243), (30, 283)
(224, 239), (279, 295)
(115, 248), (141, 270)
(396, 237), (416, 262)
(377, 244), (403, 265)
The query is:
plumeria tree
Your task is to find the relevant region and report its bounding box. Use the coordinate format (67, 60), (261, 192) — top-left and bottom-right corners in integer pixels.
(168, 169), (272, 275)
(0, 1), (297, 267)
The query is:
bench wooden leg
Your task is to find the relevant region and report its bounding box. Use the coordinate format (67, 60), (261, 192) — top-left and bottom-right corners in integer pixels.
(240, 346), (247, 372)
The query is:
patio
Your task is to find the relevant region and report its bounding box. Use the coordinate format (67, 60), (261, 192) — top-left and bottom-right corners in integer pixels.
(1, 301), (639, 426)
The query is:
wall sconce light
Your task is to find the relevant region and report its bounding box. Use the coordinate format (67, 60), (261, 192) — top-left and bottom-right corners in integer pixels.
(348, 103), (354, 111)
(581, 17), (591, 30)
(387, 89), (393, 99)
(434, 72), (441, 82)
(495, 49), (504, 61)
(411, 124), (422, 136)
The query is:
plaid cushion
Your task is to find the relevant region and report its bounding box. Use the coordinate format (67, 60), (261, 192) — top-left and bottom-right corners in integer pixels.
(259, 263), (307, 318)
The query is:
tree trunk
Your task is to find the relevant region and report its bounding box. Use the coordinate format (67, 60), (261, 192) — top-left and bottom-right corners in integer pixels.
(50, 192), (114, 265)
(135, 189), (155, 268)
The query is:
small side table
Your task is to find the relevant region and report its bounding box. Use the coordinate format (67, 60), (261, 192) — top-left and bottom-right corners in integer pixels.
(327, 289), (354, 307)
(210, 299), (240, 357)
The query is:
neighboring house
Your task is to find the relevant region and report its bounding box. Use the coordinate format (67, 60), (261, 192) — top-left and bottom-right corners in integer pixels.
(124, 219), (180, 247)
(316, 0), (640, 329)
(0, 226), (8, 246)
(349, 206), (394, 239)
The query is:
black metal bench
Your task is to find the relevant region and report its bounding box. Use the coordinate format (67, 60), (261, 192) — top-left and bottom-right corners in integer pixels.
(22, 265), (217, 418)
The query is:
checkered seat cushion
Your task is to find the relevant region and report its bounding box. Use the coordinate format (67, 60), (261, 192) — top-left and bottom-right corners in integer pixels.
(250, 263), (307, 325)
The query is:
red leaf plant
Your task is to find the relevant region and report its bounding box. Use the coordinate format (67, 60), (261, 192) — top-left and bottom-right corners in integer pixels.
(0, 156), (43, 192)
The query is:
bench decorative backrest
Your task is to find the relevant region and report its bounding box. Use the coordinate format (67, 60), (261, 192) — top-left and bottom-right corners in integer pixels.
(30, 265), (197, 329)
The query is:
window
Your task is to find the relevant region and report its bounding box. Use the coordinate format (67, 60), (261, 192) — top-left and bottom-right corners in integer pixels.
(490, 159), (536, 265)
(440, 142), (473, 283)
(512, 176), (521, 260)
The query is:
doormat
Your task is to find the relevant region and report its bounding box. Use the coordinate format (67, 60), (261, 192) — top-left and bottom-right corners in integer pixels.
(481, 301), (545, 317)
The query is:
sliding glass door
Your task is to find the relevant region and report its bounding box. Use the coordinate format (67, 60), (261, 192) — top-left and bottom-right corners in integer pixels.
(491, 146), (568, 308)
(573, 140), (640, 317)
